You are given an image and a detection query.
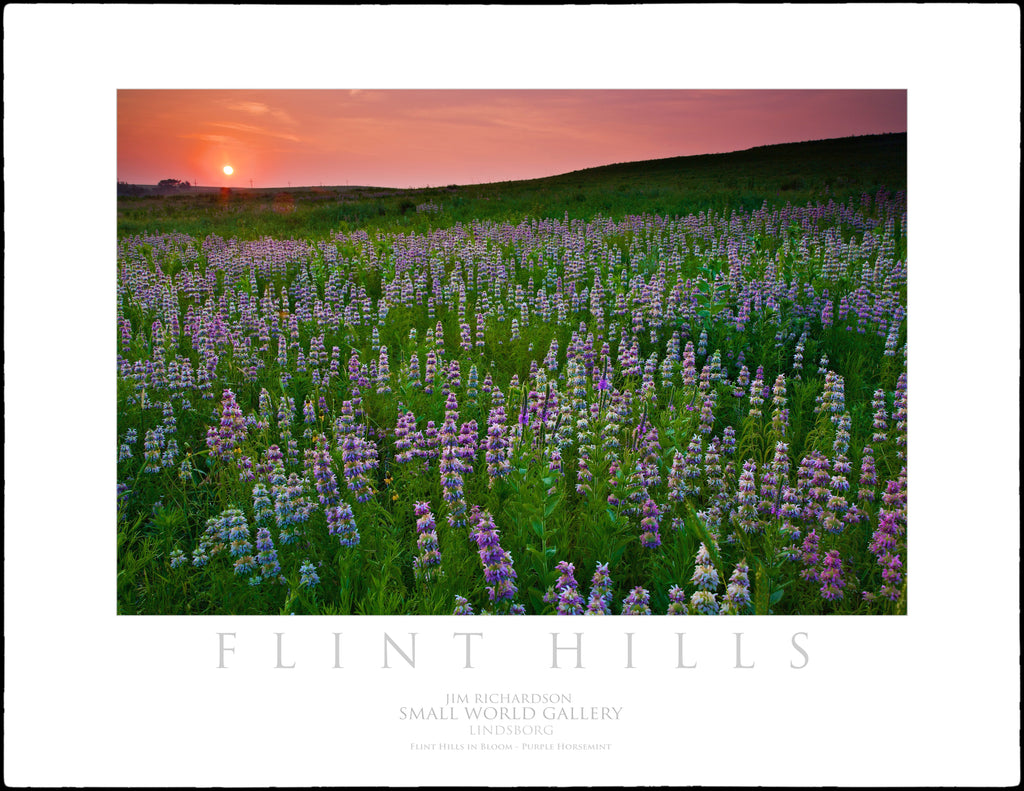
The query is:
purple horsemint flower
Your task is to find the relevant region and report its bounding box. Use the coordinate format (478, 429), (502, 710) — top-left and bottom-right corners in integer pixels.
(736, 458), (760, 532)
(703, 437), (724, 496)
(143, 429), (163, 473)
(799, 530), (821, 582)
(734, 364), (750, 398)
(439, 418), (467, 528)
(803, 451), (832, 516)
(237, 454), (256, 483)
(639, 497), (662, 549)
(303, 396), (317, 426)
(423, 349), (437, 394)
(698, 389), (717, 436)
(678, 432), (703, 492)
(484, 404), (510, 487)
(216, 388), (247, 458)
(407, 352), (421, 389)
(760, 441), (789, 514)
(545, 446), (564, 495)
(453, 595), (474, 615)
(779, 481), (802, 520)
(335, 399), (356, 441)
(667, 448), (687, 501)
(636, 423), (662, 488)
(252, 482), (274, 524)
(819, 550), (845, 601)
(869, 509), (900, 557)
(299, 560), (320, 589)
(681, 341), (697, 387)
(326, 501), (359, 547)
(311, 439), (340, 507)
(833, 411), (852, 459)
(720, 560), (752, 615)
(416, 420), (440, 468)
(586, 562), (614, 615)
(883, 323), (900, 356)
(866, 508), (903, 601)
(577, 438), (593, 493)
(394, 410), (417, 464)
(545, 560), (584, 615)
(893, 372), (907, 461)
(690, 542), (720, 593)
(871, 389), (888, 443)
(621, 586), (652, 615)
(770, 374), (789, 436)
(696, 329), (708, 358)
(619, 337), (641, 377)
(376, 346), (391, 394)
(469, 506), (519, 609)
(828, 374), (846, 423)
(218, 507), (255, 576)
(792, 326), (808, 374)
(265, 443), (284, 467)
(255, 523), (281, 580)
(666, 585), (689, 615)
(748, 367), (765, 417)
(193, 515), (223, 565)
(879, 552), (904, 602)
(721, 426), (736, 456)
(882, 469), (908, 525)
(412, 501), (442, 582)
(341, 433), (375, 504)
(456, 420), (478, 473)
(446, 358), (461, 394)
(689, 589), (720, 615)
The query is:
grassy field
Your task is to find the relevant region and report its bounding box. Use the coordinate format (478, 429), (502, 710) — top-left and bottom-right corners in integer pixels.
(116, 133), (907, 615)
(117, 133), (905, 239)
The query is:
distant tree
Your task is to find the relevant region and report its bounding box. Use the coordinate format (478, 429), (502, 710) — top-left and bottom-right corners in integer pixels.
(158, 178), (183, 188)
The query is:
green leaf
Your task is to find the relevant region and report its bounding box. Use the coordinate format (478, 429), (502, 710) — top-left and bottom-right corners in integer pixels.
(525, 546), (547, 563)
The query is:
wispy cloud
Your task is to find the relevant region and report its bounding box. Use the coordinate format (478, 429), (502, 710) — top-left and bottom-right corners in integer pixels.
(222, 99), (297, 125)
(208, 122), (302, 143)
(225, 100), (270, 114)
(178, 133), (232, 144)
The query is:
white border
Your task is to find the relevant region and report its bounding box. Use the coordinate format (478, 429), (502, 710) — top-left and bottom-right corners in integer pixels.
(4, 5), (1020, 787)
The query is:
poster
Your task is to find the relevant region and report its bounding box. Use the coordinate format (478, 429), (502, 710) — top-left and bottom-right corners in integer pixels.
(4, 5), (1019, 787)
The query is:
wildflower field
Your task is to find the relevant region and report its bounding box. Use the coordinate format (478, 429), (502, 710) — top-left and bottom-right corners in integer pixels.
(117, 143), (907, 616)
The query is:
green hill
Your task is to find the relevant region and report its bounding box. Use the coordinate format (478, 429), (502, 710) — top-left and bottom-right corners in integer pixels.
(117, 132), (906, 239)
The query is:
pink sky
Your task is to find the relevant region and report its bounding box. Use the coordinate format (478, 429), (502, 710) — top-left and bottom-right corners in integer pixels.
(117, 89), (906, 189)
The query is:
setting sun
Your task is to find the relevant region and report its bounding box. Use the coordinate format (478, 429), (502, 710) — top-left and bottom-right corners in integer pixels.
(222, 165), (233, 175)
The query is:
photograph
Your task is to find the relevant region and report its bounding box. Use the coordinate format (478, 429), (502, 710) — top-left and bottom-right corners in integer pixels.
(115, 89), (909, 617)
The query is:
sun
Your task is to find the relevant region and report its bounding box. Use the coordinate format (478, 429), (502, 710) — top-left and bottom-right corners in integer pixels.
(223, 165), (233, 175)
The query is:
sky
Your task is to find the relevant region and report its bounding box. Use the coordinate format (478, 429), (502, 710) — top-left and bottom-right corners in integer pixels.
(117, 89), (906, 190)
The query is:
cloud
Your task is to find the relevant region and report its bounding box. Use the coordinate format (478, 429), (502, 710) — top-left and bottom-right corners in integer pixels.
(225, 100), (270, 115)
(178, 133), (232, 143)
(208, 122), (302, 142)
(222, 99), (298, 125)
